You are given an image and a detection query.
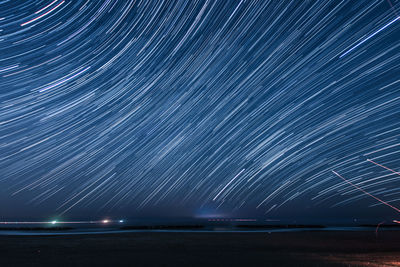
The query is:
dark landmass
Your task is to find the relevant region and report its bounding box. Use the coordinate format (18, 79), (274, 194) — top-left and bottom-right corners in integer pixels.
(359, 224), (400, 228)
(236, 224), (326, 229)
(120, 224), (326, 230)
(0, 230), (400, 266)
(121, 224), (204, 230)
(0, 227), (74, 231)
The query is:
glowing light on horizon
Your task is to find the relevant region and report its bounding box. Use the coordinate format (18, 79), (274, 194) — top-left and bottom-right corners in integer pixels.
(0, 219), (119, 225)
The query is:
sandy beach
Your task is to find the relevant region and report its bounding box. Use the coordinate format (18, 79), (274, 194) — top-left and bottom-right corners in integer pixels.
(0, 230), (399, 266)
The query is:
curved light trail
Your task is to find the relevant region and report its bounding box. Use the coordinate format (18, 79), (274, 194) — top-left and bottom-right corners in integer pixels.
(0, 0), (399, 219)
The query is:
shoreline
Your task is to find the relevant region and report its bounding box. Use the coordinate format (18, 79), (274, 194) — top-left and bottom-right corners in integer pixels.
(0, 230), (399, 266)
(0, 225), (399, 236)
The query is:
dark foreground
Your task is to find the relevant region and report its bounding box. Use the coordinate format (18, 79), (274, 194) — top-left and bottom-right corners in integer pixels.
(1, 230), (400, 266)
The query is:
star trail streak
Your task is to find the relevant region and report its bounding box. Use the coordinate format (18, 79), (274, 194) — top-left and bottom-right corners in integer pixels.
(339, 16), (400, 58)
(332, 170), (400, 213)
(0, 0), (400, 220)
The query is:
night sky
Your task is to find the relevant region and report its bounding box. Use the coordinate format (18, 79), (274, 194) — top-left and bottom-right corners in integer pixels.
(1, 0), (400, 221)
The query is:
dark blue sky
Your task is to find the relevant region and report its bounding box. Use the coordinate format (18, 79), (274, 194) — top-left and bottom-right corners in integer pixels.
(0, 0), (400, 221)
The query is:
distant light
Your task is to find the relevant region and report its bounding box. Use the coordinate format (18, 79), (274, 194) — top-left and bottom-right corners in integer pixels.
(51, 220), (57, 225)
(102, 219), (109, 224)
(119, 220), (124, 223)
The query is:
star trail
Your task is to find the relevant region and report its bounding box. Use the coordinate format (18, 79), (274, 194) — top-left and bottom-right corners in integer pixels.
(1, 0), (400, 220)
